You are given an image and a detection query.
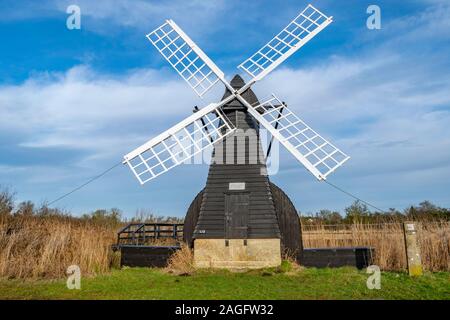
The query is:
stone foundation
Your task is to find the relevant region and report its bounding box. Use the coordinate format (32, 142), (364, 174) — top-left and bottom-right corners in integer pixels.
(193, 238), (281, 269)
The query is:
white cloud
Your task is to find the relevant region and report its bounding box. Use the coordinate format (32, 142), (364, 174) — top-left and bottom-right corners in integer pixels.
(0, 65), (214, 161)
(2, 0), (229, 37)
(1, 0), (450, 213)
(62, 0), (228, 32)
(4, 44), (449, 210)
(258, 57), (450, 183)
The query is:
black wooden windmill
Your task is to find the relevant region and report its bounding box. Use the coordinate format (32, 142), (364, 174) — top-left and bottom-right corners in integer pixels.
(124, 4), (349, 268)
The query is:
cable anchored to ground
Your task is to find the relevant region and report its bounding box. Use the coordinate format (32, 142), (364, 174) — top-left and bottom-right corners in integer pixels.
(47, 161), (123, 206)
(324, 180), (386, 213)
(46, 160), (386, 215)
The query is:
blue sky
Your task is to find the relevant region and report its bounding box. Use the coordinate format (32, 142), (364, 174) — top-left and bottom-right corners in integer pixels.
(1, 0), (449, 218)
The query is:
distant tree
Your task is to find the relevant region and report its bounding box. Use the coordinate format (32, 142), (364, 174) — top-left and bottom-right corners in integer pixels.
(35, 205), (68, 218)
(315, 209), (343, 224)
(406, 201), (450, 221)
(0, 187), (15, 216)
(418, 201), (433, 210)
(15, 201), (34, 216)
(344, 201), (370, 223)
(130, 209), (184, 224)
(82, 208), (122, 226)
(110, 208), (122, 222)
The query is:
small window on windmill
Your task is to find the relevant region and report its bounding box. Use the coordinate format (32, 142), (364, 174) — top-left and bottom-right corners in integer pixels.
(229, 182), (246, 190)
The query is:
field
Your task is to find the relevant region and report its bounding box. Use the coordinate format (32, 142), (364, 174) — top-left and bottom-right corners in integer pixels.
(1, 267), (449, 300)
(1, 213), (448, 280)
(1, 190), (449, 300)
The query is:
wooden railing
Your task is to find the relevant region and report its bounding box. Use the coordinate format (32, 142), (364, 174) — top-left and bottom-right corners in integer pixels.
(117, 223), (184, 246)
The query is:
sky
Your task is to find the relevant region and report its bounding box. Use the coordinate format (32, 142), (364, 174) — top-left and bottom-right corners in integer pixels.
(0, 0), (449, 218)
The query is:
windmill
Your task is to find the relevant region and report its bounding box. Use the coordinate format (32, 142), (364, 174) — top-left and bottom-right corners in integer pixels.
(124, 4), (349, 268)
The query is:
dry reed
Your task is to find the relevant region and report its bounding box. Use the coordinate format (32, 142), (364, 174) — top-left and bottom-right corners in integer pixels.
(302, 221), (449, 271)
(166, 244), (195, 275)
(1, 213), (448, 279)
(0, 214), (118, 279)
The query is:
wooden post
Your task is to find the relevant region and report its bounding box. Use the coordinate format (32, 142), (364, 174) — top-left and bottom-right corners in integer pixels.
(143, 224), (146, 244)
(403, 221), (423, 276)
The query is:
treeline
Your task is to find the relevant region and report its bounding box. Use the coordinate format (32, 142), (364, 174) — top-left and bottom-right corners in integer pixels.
(1, 187), (448, 226)
(300, 200), (450, 225)
(0, 188), (183, 227)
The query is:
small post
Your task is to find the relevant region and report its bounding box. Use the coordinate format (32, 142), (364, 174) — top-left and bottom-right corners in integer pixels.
(143, 224), (146, 244)
(403, 221), (423, 276)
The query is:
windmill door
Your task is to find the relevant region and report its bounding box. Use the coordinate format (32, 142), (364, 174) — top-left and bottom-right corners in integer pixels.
(225, 193), (249, 238)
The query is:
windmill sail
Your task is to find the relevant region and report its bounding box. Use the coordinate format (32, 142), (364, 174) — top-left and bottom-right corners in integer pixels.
(126, 4), (348, 185)
(147, 20), (226, 97)
(124, 103), (235, 184)
(238, 4), (332, 82)
(241, 94), (349, 180)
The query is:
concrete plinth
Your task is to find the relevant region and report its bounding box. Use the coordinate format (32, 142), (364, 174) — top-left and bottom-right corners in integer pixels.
(193, 238), (281, 269)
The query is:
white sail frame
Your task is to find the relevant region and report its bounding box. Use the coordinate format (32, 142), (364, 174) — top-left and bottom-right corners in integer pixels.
(238, 94), (349, 180)
(147, 20), (226, 97)
(238, 4), (332, 82)
(126, 4), (349, 185)
(124, 103), (235, 184)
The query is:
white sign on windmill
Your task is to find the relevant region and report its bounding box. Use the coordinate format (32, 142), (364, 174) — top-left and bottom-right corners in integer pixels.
(123, 3), (350, 185)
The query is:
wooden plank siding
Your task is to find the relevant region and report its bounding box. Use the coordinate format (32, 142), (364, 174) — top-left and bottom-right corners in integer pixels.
(184, 181), (303, 257)
(184, 75), (303, 257)
(270, 183), (303, 258)
(192, 113), (281, 239)
(120, 246), (180, 268)
(192, 76), (282, 240)
(301, 247), (374, 269)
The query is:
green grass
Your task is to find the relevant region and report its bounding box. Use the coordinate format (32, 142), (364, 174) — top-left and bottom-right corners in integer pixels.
(0, 267), (448, 300)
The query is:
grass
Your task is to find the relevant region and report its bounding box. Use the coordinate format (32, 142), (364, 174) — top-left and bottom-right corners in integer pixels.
(1, 188), (449, 279)
(2, 216), (448, 280)
(0, 267), (448, 300)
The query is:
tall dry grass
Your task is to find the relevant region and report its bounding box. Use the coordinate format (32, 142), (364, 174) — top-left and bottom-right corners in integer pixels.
(1, 186), (449, 279)
(0, 214), (118, 279)
(166, 244), (195, 275)
(302, 221), (450, 271)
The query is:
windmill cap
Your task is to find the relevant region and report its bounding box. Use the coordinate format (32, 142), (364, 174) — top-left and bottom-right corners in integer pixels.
(230, 74), (245, 89)
(221, 74), (259, 108)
